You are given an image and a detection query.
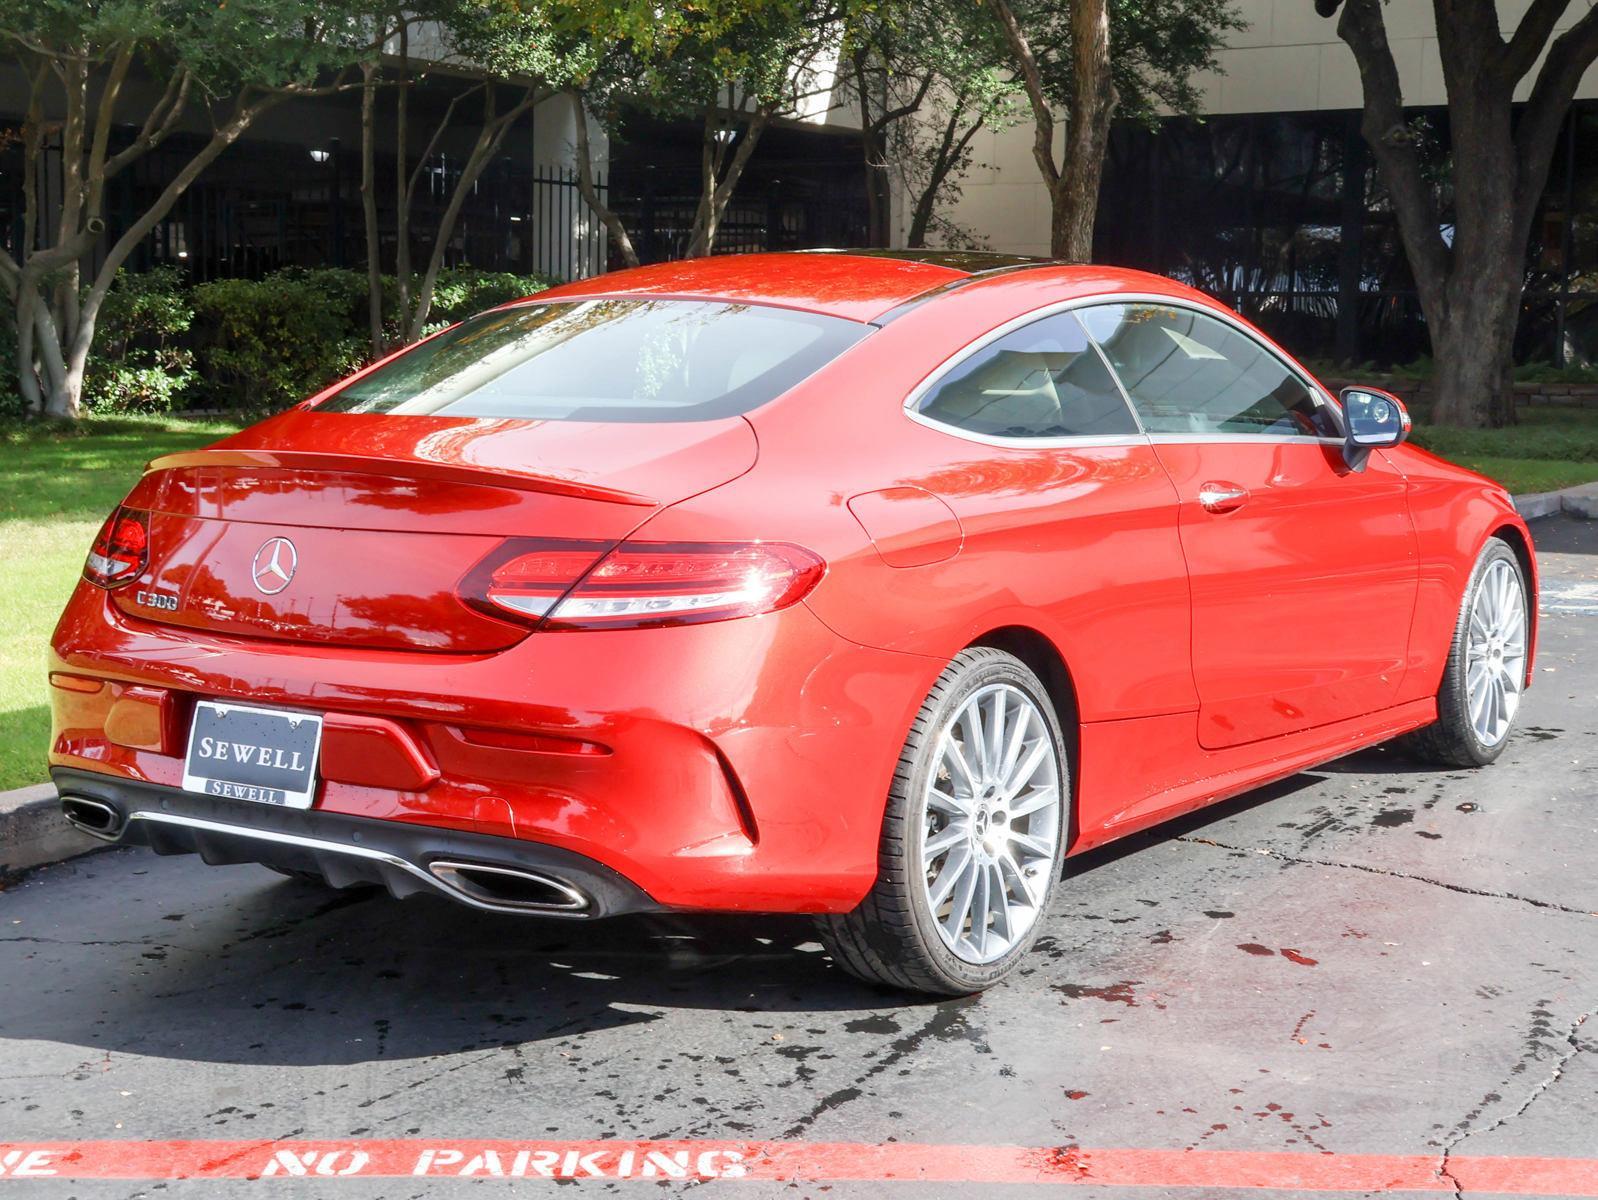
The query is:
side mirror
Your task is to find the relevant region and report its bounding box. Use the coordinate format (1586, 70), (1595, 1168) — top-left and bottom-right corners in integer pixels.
(1340, 386), (1410, 472)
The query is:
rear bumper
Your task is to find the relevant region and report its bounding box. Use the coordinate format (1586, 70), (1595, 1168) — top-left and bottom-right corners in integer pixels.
(49, 581), (943, 914)
(51, 767), (659, 918)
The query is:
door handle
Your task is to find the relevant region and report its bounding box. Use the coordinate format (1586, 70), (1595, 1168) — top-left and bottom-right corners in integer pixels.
(1197, 481), (1249, 513)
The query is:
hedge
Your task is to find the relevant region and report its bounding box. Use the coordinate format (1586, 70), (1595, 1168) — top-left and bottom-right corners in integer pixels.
(3, 266), (555, 420)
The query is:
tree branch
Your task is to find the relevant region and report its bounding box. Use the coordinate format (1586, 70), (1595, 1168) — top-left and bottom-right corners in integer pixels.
(1502, 0), (1571, 85)
(72, 90), (292, 377)
(1515, 4), (1598, 235)
(84, 43), (135, 216)
(103, 68), (192, 179)
(985, 0), (1059, 189)
(406, 85), (544, 338)
(404, 82), (486, 218)
(568, 89), (640, 269)
(880, 70), (935, 129)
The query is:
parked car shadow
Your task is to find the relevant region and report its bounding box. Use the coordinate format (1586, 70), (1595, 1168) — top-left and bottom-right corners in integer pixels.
(0, 862), (913, 1068)
(0, 742), (1448, 1069)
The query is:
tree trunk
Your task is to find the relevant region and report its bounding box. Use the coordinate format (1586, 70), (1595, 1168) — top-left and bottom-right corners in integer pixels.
(393, 21), (412, 328)
(403, 86), (541, 341)
(685, 108), (770, 258)
(1052, 0), (1116, 261)
(359, 61), (385, 358)
(851, 49), (893, 246)
(906, 189), (937, 248)
(1428, 261), (1524, 428)
(568, 91), (640, 269)
(862, 123), (893, 246)
(4, 21), (381, 421)
(986, 0), (1115, 262)
(906, 87), (984, 248)
(16, 90), (283, 420)
(1328, 0), (1598, 427)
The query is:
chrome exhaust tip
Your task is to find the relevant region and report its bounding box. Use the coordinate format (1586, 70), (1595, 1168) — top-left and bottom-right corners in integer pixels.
(60, 795), (124, 840)
(428, 860), (590, 914)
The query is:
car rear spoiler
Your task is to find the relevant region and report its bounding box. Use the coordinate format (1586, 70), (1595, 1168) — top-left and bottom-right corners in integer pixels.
(144, 449), (655, 508)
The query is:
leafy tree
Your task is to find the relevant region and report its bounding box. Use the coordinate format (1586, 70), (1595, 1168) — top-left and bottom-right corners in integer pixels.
(843, 1), (1021, 247)
(356, 1), (580, 354)
(984, 0), (1241, 260)
(558, 0), (850, 259)
(0, 0), (386, 420)
(1319, 0), (1598, 428)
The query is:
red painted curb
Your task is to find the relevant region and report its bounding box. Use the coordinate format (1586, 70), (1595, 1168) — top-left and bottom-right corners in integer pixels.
(1, 1140), (1594, 1192)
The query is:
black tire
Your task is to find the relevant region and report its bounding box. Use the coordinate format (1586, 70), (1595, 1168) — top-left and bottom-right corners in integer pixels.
(817, 647), (1069, 995)
(1402, 538), (1528, 768)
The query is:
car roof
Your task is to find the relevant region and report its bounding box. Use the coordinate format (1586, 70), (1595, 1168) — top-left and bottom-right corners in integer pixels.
(527, 251), (1205, 324)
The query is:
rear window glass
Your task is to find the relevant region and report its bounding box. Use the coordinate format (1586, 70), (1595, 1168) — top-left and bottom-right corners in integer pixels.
(319, 298), (871, 422)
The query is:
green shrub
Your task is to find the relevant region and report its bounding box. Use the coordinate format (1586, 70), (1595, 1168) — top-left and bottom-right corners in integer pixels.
(1513, 359), (1598, 384)
(425, 268), (554, 326)
(4, 265), (556, 421)
(0, 316), (23, 423)
(84, 267), (196, 414)
(191, 272), (367, 414)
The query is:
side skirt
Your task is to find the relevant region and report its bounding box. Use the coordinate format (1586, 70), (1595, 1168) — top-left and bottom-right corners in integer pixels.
(1068, 697), (1437, 855)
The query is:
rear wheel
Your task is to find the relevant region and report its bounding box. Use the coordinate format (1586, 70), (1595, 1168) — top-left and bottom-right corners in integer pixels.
(817, 647), (1068, 995)
(1404, 538), (1529, 767)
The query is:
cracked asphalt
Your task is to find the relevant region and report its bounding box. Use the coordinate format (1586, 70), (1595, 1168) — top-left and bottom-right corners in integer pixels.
(2, 515), (1596, 1198)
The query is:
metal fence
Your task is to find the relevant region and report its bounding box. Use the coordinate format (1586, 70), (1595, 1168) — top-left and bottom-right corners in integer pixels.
(1, 135), (611, 286)
(528, 166), (607, 281)
(608, 165), (863, 266)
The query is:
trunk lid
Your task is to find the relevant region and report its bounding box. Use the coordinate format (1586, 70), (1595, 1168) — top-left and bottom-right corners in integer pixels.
(113, 412), (757, 652)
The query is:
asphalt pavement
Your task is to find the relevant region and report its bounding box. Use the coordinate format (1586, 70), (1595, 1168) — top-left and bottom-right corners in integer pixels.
(2, 515), (1595, 1198)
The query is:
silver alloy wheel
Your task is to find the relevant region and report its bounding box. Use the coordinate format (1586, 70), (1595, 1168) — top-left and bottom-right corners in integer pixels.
(920, 682), (1062, 964)
(1465, 557), (1528, 748)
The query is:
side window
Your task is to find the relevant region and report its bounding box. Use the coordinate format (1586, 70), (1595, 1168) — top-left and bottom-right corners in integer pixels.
(914, 311), (1139, 439)
(1078, 303), (1336, 438)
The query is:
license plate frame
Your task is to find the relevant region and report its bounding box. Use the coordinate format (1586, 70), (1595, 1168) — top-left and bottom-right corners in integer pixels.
(181, 700), (323, 809)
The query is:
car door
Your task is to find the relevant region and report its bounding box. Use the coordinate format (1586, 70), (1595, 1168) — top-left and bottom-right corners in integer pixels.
(1079, 300), (1419, 750)
(903, 306), (1197, 726)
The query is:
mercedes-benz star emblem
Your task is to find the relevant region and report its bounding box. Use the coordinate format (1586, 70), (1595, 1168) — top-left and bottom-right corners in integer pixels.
(251, 537), (297, 595)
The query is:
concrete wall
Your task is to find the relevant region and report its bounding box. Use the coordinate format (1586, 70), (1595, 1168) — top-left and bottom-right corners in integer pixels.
(904, 0), (1598, 255)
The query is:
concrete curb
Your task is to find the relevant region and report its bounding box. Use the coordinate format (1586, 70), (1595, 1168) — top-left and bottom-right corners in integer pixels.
(1514, 482), (1598, 520)
(0, 782), (101, 881)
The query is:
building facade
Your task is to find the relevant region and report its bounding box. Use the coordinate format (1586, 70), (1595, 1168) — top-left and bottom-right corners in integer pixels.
(916, 0), (1598, 367)
(0, 53), (869, 288)
(10, 4), (1598, 369)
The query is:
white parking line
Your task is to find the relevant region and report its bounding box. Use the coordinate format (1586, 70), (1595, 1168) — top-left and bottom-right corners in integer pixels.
(1541, 578), (1598, 615)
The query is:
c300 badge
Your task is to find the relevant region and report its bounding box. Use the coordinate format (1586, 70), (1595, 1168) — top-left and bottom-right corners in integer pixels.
(134, 590), (179, 612)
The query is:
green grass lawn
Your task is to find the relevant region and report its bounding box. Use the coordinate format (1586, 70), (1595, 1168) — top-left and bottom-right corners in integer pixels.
(1408, 403), (1598, 494)
(0, 415), (238, 791)
(0, 404), (1594, 794)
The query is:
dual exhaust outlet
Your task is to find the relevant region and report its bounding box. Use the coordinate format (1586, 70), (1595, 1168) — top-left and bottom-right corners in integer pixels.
(58, 794), (589, 915)
(61, 795), (123, 839)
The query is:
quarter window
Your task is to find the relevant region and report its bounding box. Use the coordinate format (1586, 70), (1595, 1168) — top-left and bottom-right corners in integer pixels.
(1078, 303), (1336, 438)
(914, 311), (1138, 439)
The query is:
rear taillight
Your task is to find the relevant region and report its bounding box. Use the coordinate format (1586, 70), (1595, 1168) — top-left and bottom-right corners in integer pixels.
(83, 507), (149, 588)
(464, 538), (825, 631)
(463, 539), (612, 621)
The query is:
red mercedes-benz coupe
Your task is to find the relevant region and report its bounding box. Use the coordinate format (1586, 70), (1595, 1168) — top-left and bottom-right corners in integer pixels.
(49, 251), (1536, 993)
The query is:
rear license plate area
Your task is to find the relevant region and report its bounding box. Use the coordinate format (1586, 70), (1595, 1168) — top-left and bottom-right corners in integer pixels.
(181, 701), (323, 809)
